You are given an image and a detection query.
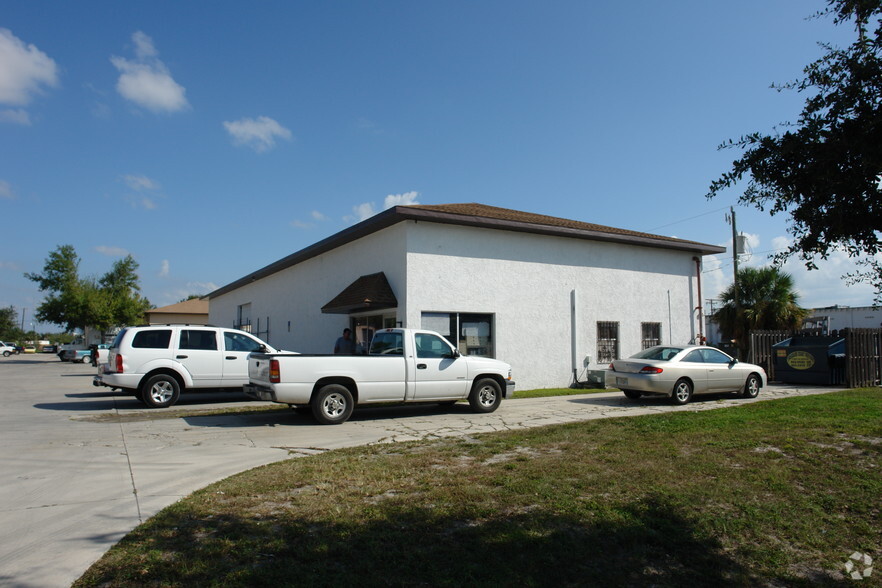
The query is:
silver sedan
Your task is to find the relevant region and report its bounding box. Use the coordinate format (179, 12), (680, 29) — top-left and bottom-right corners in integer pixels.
(606, 345), (767, 405)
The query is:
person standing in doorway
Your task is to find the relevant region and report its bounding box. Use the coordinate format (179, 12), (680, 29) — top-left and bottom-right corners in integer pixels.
(334, 328), (355, 355)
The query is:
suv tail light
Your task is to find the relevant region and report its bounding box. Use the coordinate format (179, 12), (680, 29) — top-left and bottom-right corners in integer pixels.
(269, 359), (280, 383)
(115, 354), (124, 373)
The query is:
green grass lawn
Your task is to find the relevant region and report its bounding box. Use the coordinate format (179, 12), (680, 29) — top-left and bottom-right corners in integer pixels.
(75, 389), (881, 587)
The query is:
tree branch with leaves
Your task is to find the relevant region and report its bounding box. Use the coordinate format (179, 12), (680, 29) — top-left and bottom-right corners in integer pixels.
(708, 0), (882, 302)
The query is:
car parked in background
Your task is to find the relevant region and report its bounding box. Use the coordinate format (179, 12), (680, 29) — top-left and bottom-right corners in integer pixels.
(62, 344), (110, 364)
(606, 345), (767, 405)
(1, 341), (18, 357)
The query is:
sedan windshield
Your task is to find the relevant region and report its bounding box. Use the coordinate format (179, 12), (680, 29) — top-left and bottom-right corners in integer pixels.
(631, 346), (684, 361)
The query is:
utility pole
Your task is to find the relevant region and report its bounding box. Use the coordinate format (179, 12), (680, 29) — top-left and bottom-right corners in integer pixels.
(728, 207), (741, 359)
(21, 308), (26, 332)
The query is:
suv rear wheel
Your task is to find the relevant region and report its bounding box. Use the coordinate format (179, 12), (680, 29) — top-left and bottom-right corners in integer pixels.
(140, 374), (181, 408)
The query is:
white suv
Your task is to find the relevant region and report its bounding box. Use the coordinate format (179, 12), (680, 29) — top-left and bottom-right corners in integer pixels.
(1, 341), (17, 357)
(93, 325), (278, 408)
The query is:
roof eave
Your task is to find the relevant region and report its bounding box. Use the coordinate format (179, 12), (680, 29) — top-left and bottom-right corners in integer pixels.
(209, 206), (724, 299)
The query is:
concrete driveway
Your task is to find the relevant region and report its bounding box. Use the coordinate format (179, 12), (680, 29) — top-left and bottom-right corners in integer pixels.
(0, 354), (844, 587)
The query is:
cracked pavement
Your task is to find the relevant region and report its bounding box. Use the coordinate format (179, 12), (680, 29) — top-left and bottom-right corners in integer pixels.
(0, 354), (844, 587)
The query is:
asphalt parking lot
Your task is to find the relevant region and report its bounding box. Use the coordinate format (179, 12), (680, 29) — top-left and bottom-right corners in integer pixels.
(0, 353), (845, 587)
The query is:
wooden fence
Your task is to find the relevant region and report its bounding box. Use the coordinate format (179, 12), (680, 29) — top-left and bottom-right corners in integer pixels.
(748, 328), (881, 387)
(845, 328), (882, 388)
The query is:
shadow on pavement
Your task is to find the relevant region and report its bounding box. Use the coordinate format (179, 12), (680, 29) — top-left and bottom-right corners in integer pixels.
(34, 391), (254, 412)
(182, 401), (471, 428)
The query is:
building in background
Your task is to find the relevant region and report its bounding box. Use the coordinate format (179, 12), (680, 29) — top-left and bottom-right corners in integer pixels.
(145, 298), (209, 326)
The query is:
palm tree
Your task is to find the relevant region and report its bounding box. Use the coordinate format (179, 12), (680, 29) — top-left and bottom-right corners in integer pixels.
(713, 267), (808, 359)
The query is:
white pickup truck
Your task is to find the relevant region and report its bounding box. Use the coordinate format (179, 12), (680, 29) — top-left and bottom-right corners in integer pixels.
(245, 328), (515, 424)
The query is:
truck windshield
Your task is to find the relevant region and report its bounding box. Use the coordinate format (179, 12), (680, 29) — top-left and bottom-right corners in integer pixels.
(370, 332), (403, 356)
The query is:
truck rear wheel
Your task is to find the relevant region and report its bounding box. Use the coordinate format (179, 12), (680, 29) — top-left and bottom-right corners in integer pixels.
(312, 384), (354, 425)
(468, 378), (502, 413)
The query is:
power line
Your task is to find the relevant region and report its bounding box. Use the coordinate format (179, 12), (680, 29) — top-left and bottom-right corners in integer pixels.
(643, 204), (733, 232)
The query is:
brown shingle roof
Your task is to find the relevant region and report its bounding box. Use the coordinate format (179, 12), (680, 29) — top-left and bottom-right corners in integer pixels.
(402, 203), (712, 247)
(148, 298), (209, 315)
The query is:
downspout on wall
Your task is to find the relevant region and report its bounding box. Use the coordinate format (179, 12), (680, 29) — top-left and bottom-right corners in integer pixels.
(693, 257), (705, 345)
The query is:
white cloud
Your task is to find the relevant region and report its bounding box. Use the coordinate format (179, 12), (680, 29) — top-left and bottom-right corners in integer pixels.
(223, 116), (292, 153)
(123, 174), (160, 191)
(159, 259), (170, 277)
(111, 31), (188, 113)
(0, 108), (30, 125)
(290, 219), (312, 229)
(120, 174), (161, 209)
(0, 180), (14, 199)
(350, 202), (377, 222)
(702, 233), (882, 308)
(131, 31), (158, 60)
(384, 191), (419, 208)
(0, 29), (58, 106)
(347, 191), (421, 223)
(95, 245), (130, 257)
(311, 210), (328, 221)
(0, 260), (21, 271)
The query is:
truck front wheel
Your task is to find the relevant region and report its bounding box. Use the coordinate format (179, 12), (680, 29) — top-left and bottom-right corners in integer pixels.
(312, 384), (354, 425)
(468, 378), (502, 413)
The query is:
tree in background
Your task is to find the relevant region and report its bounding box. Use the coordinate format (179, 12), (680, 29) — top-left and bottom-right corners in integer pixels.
(24, 245), (83, 333)
(0, 306), (25, 341)
(707, 0), (882, 302)
(98, 255), (152, 328)
(25, 246), (151, 333)
(713, 267), (808, 359)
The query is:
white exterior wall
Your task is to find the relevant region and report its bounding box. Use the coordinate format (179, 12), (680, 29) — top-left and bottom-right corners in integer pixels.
(403, 222), (703, 390)
(209, 224), (409, 354)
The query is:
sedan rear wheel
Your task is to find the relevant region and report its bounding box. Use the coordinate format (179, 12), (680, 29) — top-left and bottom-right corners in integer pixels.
(742, 374), (761, 399)
(671, 378), (693, 405)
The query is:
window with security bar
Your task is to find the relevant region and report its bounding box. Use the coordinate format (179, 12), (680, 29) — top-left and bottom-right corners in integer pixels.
(641, 322), (661, 349)
(597, 321), (619, 364)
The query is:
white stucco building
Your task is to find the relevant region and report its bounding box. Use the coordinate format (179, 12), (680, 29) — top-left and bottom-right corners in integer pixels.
(208, 203), (725, 390)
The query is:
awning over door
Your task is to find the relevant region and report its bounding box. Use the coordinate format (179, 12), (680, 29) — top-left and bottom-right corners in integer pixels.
(321, 272), (398, 314)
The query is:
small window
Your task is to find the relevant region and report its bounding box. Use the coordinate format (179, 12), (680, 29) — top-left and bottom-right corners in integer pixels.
(132, 329), (172, 349)
(224, 331), (263, 352)
(683, 350), (704, 363)
(641, 322), (661, 349)
(597, 322), (619, 364)
(179, 330), (218, 351)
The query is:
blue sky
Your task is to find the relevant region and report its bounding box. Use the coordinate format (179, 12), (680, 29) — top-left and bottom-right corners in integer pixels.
(1, 0), (874, 332)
